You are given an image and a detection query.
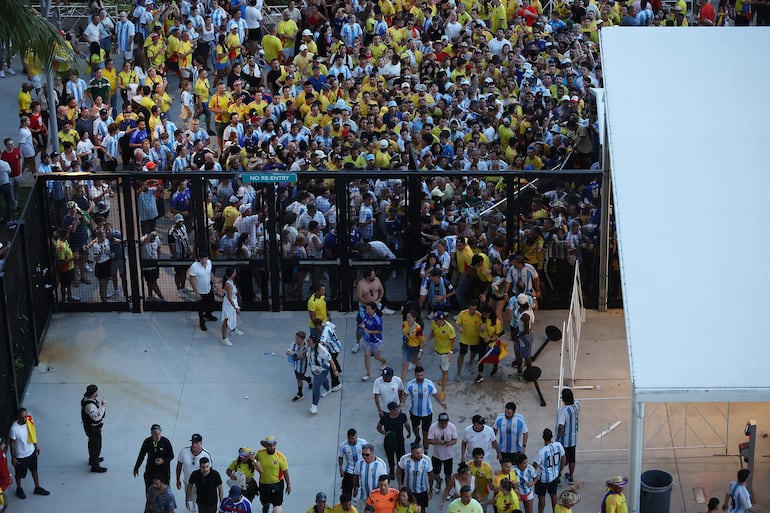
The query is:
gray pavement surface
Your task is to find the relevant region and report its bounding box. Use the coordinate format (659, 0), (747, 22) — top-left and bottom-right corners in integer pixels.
(6, 308), (769, 513)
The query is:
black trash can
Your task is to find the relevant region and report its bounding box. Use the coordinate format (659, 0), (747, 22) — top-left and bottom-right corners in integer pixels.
(640, 470), (673, 513)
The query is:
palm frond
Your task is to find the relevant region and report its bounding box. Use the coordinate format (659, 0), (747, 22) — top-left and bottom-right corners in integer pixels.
(0, 0), (73, 72)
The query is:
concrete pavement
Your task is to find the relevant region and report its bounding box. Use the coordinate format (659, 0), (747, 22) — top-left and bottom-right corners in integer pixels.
(5, 307), (768, 513)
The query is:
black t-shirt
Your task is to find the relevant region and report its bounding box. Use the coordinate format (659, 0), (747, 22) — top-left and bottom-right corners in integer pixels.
(189, 468), (223, 507)
(379, 412), (408, 443)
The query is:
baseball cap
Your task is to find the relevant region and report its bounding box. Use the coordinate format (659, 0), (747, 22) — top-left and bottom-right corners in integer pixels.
(303, 29), (313, 36)
(316, 492), (327, 502)
(379, 139), (389, 149)
(229, 195), (240, 204)
(438, 412), (449, 422)
(229, 485), (242, 498)
(300, 44), (308, 51)
(150, 424), (162, 431)
(262, 435), (277, 445)
(366, 154), (375, 161)
(66, 200), (76, 209)
(433, 311), (447, 319)
(382, 366), (394, 377)
(239, 204), (250, 214)
(517, 293), (529, 305)
(191, 433), (203, 442)
(173, 213), (184, 223)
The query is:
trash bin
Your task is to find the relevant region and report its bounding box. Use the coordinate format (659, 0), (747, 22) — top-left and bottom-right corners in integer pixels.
(640, 470), (673, 513)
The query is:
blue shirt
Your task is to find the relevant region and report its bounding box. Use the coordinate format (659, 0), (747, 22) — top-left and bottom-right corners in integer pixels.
(556, 402), (580, 448)
(405, 379), (438, 417)
(494, 413), (528, 453)
(363, 313), (383, 344)
(533, 442), (564, 484)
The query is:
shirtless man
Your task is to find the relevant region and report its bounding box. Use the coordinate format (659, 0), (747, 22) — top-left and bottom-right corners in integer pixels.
(353, 270), (395, 352)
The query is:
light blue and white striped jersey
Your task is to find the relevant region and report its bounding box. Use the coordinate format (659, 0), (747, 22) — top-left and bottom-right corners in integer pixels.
(287, 341), (308, 374)
(405, 379), (438, 417)
(397, 454), (433, 493)
(173, 155), (190, 173)
(494, 413), (528, 454)
(533, 442), (564, 484)
(505, 263), (538, 295)
(338, 438), (368, 474)
(104, 133), (122, 160)
(66, 78), (88, 107)
(187, 128), (209, 145)
(320, 322), (342, 354)
(93, 117), (112, 141)
(354, 456), (388, 500)
(116, 20), (135, 53)
(211, 7), (228, 32)
(556, 402), (580, 448)
(727, 480), (752, 513)
(513, 464), (537, 497)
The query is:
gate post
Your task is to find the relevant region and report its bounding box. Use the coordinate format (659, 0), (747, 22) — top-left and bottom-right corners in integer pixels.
(121, 176), (143, 313)
(334, 177), (351, 312)
(264, 183), (281, 312)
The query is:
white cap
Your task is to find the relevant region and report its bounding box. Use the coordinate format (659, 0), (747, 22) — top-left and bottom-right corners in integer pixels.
(299, 44), (308, 51)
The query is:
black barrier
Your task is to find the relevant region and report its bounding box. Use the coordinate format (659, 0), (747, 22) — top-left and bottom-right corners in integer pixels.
(0, 179), (57, 430)
(35, 170), (607, 313)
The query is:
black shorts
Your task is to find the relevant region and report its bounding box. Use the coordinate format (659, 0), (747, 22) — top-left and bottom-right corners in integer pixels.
(431, 456), (453, 477)
(413, 491), (429, 508)
(341, 471), (355, 495)
(294, 371), (307, 381)
(14, 452), (38, 478)
(247, 28), (261, 41)
(143, 267), (159, 282)
(564, 445), (576, 463)
(259, 481), (284, 506)
(534, 479), (558, 497)
(95, 259), (112, 279)
(410, 413), (432, 433)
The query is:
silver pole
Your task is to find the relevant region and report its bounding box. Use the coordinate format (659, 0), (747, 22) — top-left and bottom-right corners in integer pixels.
(627, 395), (645, 513)
(42, 0), (60, 153)
(597, 117), (611, 311)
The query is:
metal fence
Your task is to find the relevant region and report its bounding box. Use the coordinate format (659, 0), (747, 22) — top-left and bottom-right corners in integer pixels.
(39, 170), (606, 314)
(0, 179), (56, 431)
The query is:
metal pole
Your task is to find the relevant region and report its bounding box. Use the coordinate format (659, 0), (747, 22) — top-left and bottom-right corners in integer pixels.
(334, 177), (351, 312)
(265, 183), (280, 312)
(42, 0), (61, 154)
(628, 395), (645, 513)
(121, 176), (142, 313)
(597, 118), (611, 311)
(505, 176), (516, 251)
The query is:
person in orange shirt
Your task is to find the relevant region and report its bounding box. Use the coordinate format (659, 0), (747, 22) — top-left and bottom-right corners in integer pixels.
(366, 475), (399, 513)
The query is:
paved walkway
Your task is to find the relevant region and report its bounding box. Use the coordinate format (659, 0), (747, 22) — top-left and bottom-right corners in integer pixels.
(5, 308), (767, 513)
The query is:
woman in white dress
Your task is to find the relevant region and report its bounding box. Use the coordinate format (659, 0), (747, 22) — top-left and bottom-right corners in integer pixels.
(221, 266), (244, 346)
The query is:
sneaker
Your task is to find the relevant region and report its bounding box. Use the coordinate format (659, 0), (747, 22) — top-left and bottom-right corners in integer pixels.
(68, 295), (81, 302)
(85, 265), (93, 273)
(361, 374), (370, 381)
(221, 338), (233, 346)
(292, 394), (303, 402)
(231, 328), (245, 336)
(6, 68), (16, 76)
(199, 323), (208, 331)
(435, 477), (443, 492)
(331, 384), (342, 392)
(16, 487), (25, 499)
(382, 306), (396, 315)
(566, 473), (574, 484)
(352, 344), (360, 353)
(474, 374), (484, 384)
(408, 362), (416, 371)
(33, 487), (50, 496)
(90, 466), (108, 473)
(321, 388), (330, 398)
(310, 404), (318, 414)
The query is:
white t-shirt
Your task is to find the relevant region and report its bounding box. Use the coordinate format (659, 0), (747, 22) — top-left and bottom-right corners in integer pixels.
(9, 420), (35, 458)
(427, 421), (458, 461)
(462, 425), (496, 461)
(178, 446), (213, 483)
(372, 376), (404, 413)
(189, 259), (213, 294)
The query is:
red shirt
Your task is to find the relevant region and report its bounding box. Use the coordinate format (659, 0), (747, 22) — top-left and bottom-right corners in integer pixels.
(0, 451), (10, 491)
(1, 148), (22, 177)
(699, 2), (716, 23)
(517, 6), (539, 26)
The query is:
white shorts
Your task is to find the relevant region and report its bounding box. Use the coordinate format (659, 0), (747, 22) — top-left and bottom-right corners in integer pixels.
(437, 352), (451, 371)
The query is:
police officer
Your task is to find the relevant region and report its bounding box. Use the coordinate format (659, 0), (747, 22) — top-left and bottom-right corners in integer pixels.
(81, 384), (107, 473)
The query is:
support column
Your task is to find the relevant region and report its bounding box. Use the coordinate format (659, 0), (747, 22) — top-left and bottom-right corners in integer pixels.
(265, 183), (280, 312)
(628, 395), (645, 513)
(597, 121), (612, 311)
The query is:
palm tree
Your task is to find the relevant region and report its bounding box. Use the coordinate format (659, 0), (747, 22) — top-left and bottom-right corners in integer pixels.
(0, 0), (70, 72)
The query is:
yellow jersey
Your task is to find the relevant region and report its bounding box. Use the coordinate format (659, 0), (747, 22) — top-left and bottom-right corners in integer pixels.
(456, 309), (482, 346)
(255, 449), (288, 484)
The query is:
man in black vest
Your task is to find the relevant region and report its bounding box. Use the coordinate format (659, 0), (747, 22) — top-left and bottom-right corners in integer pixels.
(81, 384), (107, 473)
